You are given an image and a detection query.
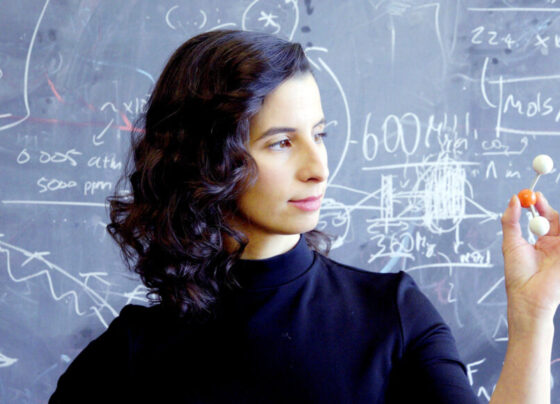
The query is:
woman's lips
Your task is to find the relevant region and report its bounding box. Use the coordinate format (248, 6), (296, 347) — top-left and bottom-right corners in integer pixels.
(288, 195), (323, 212)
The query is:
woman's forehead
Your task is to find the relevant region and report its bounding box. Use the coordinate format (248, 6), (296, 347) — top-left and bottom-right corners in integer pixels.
(250, 73), (323, 132)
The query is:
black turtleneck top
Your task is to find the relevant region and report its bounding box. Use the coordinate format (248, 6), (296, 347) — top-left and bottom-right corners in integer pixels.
(49, 235), (479, 403)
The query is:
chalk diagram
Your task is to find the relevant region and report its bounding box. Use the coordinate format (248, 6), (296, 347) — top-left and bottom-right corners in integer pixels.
(313, 1), (500, 275)
(0, 239), (149, 328)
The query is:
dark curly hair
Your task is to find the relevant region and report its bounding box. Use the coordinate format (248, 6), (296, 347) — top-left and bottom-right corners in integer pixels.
(107, 29), (332, 322)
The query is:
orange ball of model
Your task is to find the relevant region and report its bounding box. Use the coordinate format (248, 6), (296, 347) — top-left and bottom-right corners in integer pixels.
(517, 189), (536, 208)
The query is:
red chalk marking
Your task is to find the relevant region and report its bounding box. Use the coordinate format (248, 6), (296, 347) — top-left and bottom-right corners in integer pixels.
(39, 117), (60, 124)
(46, 75), (64, 103)
(3, 113), (144, 133)
(118, 112), (133, 131)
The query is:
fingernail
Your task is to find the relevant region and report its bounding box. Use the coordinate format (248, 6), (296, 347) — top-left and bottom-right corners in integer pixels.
(509, 195), (517, 207)
(538, 191), (548, 203)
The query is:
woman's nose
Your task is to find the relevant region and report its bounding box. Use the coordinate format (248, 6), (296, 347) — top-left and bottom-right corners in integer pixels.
(298, 141), (329, 183)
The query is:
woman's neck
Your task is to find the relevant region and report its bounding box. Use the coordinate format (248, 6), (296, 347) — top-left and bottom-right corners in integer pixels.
(226, 232), (301, 260)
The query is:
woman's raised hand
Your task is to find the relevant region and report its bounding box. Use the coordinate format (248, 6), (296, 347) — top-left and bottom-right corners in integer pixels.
(501, 191), (560, 326)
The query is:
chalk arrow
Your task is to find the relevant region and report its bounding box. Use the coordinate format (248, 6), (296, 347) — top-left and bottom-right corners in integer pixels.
(0, 352), (18, 368)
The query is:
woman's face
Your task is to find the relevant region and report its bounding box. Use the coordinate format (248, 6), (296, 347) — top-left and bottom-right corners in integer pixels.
(232, 72), (329, 258)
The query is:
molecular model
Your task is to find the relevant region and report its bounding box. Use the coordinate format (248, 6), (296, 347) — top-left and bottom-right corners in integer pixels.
(517, 154), (554, 237)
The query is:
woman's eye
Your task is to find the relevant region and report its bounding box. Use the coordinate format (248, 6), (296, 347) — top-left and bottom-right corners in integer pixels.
(269, 138), (291, 150)
(268, 132), (327, 150)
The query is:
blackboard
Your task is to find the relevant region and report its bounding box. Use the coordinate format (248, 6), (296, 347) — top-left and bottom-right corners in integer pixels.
(1, 0), (560, 402)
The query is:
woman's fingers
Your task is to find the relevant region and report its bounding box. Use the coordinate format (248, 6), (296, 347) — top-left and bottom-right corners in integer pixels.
(535, 192), (559, 236)
(501, 195), (538, 287)
(501, 195), (524, 253)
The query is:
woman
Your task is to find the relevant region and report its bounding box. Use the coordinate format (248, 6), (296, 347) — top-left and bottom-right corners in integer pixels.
(50, 29), (559, 403)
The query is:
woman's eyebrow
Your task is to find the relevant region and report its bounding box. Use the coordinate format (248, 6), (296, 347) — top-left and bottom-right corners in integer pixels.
(257, 117), (326, 141)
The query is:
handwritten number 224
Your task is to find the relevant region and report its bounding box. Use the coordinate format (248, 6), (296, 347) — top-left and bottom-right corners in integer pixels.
(471, 26), (515, 49)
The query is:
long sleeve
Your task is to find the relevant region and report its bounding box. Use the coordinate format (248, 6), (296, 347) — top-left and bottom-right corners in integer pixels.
(386, 272), (480, 403)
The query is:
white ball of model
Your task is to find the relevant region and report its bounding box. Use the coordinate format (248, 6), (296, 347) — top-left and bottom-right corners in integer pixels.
(518, 155), (554, 237)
